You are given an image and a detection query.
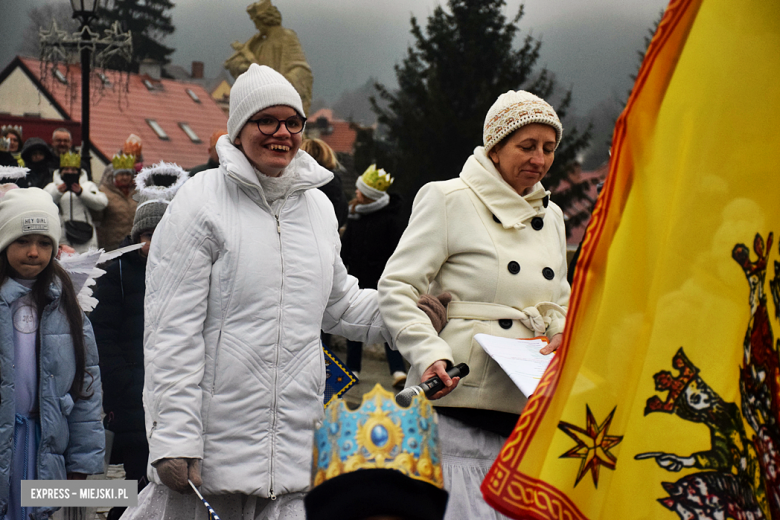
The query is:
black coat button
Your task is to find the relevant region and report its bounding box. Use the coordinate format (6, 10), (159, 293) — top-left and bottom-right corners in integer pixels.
(508, 261), (520, 274)
(531, 217), (544, 230)
(499, 319), (512, 329)
(543, 267), (555, 280)
(493, 214), (501, 224)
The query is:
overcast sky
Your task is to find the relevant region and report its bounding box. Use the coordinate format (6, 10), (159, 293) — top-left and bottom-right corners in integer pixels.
(3, 0), (668, 115)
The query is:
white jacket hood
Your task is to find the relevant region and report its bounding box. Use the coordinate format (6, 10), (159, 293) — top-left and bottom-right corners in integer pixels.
(216, 135), (332, 199)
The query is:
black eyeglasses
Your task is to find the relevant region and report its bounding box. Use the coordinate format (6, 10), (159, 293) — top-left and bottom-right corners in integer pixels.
(246, 115), (306, 136)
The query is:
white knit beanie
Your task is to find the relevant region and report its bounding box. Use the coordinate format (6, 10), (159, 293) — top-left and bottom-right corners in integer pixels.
(0, 187), (60, 253)
(483, 90), (563, 153)
(227, 64), (305, 142)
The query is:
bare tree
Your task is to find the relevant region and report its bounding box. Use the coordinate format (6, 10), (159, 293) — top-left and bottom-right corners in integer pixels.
(18, 2), (80, 58)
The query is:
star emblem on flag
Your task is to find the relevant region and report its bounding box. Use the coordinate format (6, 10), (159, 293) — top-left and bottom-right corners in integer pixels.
(557, 405), (623, 488)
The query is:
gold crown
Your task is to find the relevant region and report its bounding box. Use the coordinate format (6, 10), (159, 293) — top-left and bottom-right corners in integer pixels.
(1, 125), (22, 138)
(59, 152), (81, 169)
(360, 164), (394, 192)
(112, 153), (136, 171)
(311, 384), (443, 490)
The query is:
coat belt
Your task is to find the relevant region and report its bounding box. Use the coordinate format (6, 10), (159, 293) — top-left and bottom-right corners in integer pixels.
(446, 301), (567, 335)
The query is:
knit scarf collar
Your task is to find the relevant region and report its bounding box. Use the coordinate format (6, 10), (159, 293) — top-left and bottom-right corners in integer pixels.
(460, 146), (550, 230)
(253, 166), (300, 204)
(352, 193), (390, 216)
(216, 136), (334, 210)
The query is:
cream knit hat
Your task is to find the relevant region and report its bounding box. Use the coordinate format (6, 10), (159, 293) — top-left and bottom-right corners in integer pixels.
(0, 187), (60, 253)
(483, 90), (563, 153)
(227, 64), (305, 142)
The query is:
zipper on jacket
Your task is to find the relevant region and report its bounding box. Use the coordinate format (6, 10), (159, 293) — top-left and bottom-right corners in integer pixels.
(211, 329), (223, 394)
(227, 170), (301, 499)
(37, 305), (52, 478)
(268, 196), (289, 500)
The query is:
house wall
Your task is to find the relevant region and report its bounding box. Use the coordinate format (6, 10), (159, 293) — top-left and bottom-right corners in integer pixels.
(0, 67), (108, 182)
(211, 80), (231, 101)
(0, 67), (63, 119)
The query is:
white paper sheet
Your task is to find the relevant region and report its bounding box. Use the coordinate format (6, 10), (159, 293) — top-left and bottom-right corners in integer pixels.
(474, 333), (554, 396)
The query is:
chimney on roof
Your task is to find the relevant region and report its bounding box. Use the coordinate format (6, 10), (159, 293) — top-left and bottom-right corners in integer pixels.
(139, 59), (161, 80)
(191, 61), (204, 79)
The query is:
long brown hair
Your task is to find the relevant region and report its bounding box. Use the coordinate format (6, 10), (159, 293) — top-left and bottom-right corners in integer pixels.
(1, 249), (92, 400)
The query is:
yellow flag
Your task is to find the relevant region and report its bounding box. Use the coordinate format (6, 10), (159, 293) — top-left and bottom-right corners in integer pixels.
(481, 0), (780, 518)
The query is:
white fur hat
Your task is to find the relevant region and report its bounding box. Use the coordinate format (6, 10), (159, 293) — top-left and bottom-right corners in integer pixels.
(483, 90), (563, 153)
(0, 187), (60, 253)
(131, 161), (188, 242)
(227, 64), (305, 142)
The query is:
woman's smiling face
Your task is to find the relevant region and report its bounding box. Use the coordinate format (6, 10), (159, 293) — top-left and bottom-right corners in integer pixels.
(234, 105), (303, 177)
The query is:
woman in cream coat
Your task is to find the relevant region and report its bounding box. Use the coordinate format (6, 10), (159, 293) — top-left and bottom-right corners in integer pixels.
(379, 90), (570, 520)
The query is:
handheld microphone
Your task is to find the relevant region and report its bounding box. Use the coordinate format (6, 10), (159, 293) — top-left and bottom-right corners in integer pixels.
(395, 363), (469, 406)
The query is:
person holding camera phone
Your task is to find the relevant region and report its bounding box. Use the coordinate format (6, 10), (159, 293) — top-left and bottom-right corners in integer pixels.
(44, 152), (108, 252)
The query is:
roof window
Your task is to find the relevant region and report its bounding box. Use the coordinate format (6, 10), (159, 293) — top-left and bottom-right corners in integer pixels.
(178, 123), (201, 143)
(143, 79), (154, 90)
(53, 68), (68, 84)
(185, 89), (201, 103)
(146, 119), (169, 140)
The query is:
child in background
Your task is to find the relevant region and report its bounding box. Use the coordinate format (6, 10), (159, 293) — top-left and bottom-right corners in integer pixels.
(90, 161), (188, 520)
(0, 188), (104, 519)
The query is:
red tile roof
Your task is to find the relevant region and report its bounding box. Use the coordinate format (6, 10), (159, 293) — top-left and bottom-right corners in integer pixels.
(553, 162), (609, 246)
(15, 57), (227, 169)
(308, 108), (357, 154)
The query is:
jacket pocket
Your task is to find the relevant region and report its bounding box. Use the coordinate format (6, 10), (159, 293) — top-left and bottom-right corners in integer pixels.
(463, 332), (490, 388)
(202, 329), (222, 435)
(59, 394), (75, 416)
(317, 344), (326, 395)
(444, 319), (488, 389)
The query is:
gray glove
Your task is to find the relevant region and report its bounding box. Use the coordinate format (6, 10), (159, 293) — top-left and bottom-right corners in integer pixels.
(154, 458), (202, 494)
(417, 292), (452, 334)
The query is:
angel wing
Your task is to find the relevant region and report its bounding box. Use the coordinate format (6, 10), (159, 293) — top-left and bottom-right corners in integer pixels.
(58, 243), (143, 312)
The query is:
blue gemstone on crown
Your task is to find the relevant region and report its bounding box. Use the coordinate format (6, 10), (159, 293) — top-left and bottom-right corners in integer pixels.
(312, 384), (443, 489)
(371, 424), (389, 447)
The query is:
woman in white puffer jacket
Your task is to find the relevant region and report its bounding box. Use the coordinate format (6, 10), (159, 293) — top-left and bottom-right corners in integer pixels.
(124, 64), (391, 520)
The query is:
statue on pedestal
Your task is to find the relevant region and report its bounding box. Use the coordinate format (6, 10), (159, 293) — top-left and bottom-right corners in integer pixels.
(225, 0), (313, 116)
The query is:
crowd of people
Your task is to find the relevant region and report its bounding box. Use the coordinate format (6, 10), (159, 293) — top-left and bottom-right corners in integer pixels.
(0, 63), (570, 520)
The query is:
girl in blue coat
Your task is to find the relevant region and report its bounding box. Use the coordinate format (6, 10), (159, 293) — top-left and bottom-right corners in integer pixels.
(0, 187), (104, 520)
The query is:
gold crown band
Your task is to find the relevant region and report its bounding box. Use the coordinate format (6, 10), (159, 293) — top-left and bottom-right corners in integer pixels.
(112, 153), (136, 171)
(59, 152), (81, 169)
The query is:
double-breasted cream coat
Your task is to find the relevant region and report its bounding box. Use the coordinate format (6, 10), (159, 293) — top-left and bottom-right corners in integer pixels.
(379, 147), (570, 414)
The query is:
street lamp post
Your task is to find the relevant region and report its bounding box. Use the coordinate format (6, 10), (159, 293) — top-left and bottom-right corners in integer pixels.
(70, 0), (101, 170)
